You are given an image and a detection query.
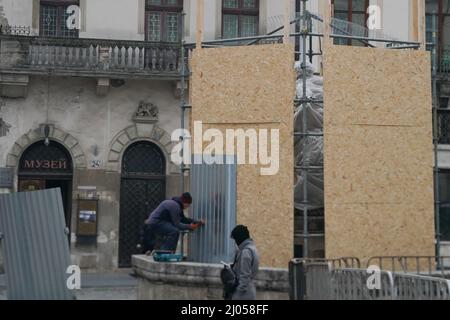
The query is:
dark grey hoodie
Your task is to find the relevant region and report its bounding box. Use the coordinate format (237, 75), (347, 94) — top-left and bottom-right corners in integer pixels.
(231, 239), (259, 300)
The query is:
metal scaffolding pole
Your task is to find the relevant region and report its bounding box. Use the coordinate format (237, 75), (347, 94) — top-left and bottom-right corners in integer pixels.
(179, 11), (191, 258)
(300, 0), (309, 258)
(431, 9), (442, 267)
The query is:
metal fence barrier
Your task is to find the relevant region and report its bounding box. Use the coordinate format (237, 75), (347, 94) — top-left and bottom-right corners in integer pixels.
(289, 258), (360, 300)
(332, 268), (394, 300)
(394, 273), (450, 300)
(366, 256), (450, 277)
(290, 259), (450, 300)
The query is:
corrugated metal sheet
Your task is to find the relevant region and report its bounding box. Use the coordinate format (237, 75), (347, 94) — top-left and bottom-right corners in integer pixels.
(0, 188), (75, 300)
(188, 155), (237, 263)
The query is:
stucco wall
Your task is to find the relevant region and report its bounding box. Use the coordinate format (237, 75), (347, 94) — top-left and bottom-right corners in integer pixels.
(0, 76), (180, 169)
(0, 0), (33, 28)
(80, 0), (143, 40)
(0, 76), (184, 270)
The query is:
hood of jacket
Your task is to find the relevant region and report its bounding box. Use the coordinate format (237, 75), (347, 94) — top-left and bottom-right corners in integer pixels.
(172, 197), (184, 209)
(238, 238), (254, 251)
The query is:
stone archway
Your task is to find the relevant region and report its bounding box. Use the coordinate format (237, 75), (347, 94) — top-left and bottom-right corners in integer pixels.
(6, 124), (87, 170)
(106, 124), (178, 174)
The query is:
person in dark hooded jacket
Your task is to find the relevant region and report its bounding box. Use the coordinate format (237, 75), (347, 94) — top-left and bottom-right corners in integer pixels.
(142, 192), (204, 253)
(230, 225), (259, 300)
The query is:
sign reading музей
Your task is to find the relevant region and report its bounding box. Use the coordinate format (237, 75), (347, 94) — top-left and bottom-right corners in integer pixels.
(19, 142), (73, 174)
(23, 159), (69, 170)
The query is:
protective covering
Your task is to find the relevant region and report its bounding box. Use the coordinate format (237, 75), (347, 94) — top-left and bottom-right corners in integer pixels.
(294, 61), (324, 210)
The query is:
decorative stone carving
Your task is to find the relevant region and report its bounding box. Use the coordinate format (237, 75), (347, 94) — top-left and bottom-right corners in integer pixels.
(133, 101), (159, 123)
(0, 118), (11, 137)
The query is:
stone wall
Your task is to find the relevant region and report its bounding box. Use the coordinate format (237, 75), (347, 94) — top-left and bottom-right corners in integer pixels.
(133, 255), (289, 300)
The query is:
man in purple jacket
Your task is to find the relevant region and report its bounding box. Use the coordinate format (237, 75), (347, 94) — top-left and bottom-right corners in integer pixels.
(142, 192), (204, 253)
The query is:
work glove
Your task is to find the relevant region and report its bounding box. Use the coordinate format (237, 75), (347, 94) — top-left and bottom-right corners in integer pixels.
(190, 223), (199, 230)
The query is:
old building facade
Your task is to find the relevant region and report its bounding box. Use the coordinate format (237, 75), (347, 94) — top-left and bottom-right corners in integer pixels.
(0, 0), (448, 271)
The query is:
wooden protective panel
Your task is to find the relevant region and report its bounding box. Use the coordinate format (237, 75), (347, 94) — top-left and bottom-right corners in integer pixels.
(323, 45), (434, 264)
(190, 44), (295, 268)
(191, 45), (295, 124)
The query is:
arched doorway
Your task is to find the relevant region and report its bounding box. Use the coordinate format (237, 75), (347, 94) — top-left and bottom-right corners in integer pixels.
(18, 140), (73, 230)
(118, 141), (166, 267)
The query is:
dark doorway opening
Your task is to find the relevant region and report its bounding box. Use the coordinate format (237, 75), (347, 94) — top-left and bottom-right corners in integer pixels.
(118, 141), (166, 268)
(18, 140), (74, 240)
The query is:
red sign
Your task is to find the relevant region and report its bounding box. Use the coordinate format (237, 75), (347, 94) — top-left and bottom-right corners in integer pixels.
(24, 160), (68, 170)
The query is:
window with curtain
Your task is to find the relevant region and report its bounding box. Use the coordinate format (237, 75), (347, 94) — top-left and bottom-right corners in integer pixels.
(332, 0), (369, 46)
(222, 0), (259, 39)
(40, 0), (79, 38)
(146, 0), (183, 42)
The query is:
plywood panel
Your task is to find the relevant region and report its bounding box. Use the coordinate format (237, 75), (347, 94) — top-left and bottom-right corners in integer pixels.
(325, 203), (435, 259)
(191, 44), (295, 124)
(324, 126), (433, 204)
(190, 44), (295, 268)
(323, 45), (434, 264)
(323, 46), (431, 127)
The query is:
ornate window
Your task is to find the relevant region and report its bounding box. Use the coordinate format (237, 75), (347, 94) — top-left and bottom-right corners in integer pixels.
(40, 0), (79, 38)
(222, 0), (259, 39)
(145, 0), (183, 42)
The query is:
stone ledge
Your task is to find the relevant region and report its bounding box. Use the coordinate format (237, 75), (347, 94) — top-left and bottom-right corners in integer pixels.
(132, 255), (289, 292)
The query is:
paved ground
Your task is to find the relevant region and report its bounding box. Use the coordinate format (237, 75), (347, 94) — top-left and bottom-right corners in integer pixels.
(0, 271), (138, 300)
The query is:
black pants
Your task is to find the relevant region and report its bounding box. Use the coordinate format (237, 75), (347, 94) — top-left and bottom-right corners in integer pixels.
(141, 224), (155, 254)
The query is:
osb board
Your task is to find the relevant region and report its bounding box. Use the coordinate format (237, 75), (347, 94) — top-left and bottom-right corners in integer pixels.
(190, 45), (295, 268)
(326, 203), (435, 263)
(323, 46), (431, 127)
(190, 44), (295, 124)
(324, 126), (433, 204)
(323, 45), (434, 264)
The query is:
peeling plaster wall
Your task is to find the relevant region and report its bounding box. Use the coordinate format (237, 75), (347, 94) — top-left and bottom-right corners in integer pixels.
(0, 76), (183, 271)
(0, 76), (180, 169)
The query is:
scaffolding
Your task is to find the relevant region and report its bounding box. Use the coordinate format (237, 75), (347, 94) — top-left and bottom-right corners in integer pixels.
(179, 0), (439, 261)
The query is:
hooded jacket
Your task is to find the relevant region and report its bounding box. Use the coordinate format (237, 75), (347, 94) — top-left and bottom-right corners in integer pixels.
(146, 197), (196, 230)
(231, 239), (259, 300)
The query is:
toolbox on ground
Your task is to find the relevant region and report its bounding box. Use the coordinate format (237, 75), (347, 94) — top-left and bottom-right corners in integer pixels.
(152, 250), (183, 262)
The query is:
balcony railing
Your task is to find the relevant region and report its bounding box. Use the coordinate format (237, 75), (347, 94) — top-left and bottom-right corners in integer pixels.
(0, 34), (182, 79)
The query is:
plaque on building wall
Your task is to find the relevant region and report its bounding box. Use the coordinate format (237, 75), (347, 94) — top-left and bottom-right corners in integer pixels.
(0, 168), (14, 188)
(133, 101), (159, 123)
(76, 197), (99, 245)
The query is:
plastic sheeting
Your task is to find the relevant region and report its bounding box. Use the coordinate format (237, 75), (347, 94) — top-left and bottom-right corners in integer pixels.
(294, 61), (324, 210)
